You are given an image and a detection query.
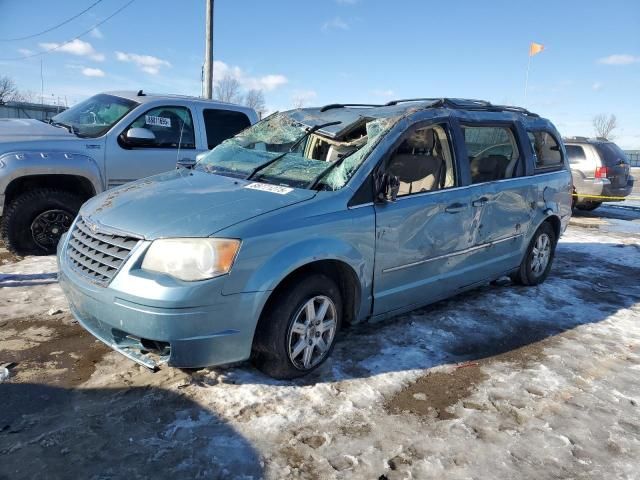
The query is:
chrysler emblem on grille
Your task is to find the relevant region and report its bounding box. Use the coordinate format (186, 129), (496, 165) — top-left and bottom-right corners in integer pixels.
(84, 218), (98, 233)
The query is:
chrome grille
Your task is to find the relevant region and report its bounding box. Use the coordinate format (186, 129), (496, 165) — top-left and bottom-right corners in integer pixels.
(66, 217), (140, 285)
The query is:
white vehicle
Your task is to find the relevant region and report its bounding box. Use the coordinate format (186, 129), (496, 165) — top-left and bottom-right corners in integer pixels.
(0, 91), (258, 254)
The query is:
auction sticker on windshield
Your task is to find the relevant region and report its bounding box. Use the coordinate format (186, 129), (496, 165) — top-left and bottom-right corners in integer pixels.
(244, 182), (293, 195)
(145, 115), (172, 128)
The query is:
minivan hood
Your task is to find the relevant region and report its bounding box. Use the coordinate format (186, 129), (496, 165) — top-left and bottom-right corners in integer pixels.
(0, 118), (77, 141)
(80, 169), (317, 238)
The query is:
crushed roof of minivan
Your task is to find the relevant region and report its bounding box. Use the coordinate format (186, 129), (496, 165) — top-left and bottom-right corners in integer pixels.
(288, 98), (540, 138)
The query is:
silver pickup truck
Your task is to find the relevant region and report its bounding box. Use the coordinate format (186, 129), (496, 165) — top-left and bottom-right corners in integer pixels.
(0, 91), (258, 254)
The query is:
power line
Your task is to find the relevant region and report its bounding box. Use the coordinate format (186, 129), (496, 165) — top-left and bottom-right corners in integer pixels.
(0, 0), (104, 42)
(0, 0), (136, 61)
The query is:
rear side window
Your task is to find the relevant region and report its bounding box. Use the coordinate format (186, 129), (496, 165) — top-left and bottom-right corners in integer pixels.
(203, 109), (251, 149)
(565, 145), (586, 163)
(462, 126), (520, 184)
(595, 143), (629, 166)
(528, 131), (563, 170)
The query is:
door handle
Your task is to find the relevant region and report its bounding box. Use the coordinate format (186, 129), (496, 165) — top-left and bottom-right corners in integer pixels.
(472, 197), (488, 207)
(445, 202), (466, 213)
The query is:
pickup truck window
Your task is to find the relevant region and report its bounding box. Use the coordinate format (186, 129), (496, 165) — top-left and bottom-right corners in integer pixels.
(203, 109), (251, 149)
(126, 106), (195, 149)
(527, 131), (563, 170)
(50, 93), (138, 138)
(463, 126), (521, 183)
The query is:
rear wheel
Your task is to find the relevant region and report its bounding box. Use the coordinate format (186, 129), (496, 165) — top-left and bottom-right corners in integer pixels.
(576, 201), (601, 211)
(511, 222), (556, 286)
(0, 188), (83, 255)
(252, 274), (342, 379)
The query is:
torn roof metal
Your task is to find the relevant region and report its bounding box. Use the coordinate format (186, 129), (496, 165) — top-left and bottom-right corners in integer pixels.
(286, 98), (550, 139)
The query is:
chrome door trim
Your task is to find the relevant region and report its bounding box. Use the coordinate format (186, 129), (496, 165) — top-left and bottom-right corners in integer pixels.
(382, 233), (524, 273)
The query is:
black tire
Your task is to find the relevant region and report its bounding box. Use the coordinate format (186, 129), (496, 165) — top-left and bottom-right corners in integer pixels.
(510, 221), (557, 286)
(251, 273), (343, 379)
(576, 201), (601, 211)
(0, 188), (83, 255)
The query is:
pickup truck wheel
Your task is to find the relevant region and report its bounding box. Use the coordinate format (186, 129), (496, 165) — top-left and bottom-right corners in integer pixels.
(510, 222), (556, 286)
(252, 274), (342, 379)
(1, 188), (83, 255)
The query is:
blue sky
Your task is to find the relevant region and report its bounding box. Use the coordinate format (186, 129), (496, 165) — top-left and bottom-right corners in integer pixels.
(1, 0), (639, 147)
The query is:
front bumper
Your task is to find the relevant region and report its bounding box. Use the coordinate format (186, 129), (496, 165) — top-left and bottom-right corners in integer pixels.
(57, 237), (270, 369)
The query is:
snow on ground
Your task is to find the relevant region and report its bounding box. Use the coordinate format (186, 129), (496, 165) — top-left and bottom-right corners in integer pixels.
(0, 254), (65, 321)
(2, 209), (640, 479)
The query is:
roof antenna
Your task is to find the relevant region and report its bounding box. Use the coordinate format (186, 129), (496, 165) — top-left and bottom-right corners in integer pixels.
(137, 89), (145, 96)
(176, 115), (186, 166)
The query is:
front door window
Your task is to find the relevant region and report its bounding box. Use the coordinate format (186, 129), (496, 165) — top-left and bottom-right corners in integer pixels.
(125, 106), (195, 149)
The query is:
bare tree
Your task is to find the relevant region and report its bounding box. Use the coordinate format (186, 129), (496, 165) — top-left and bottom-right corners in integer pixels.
(10, 90), (38, 104)
(592, 114), (617, 140)
(214, 74), (242, 104)
(0, 75), (17, 103)
(244, 89), (265, 117)
(292, 96), (306, 109)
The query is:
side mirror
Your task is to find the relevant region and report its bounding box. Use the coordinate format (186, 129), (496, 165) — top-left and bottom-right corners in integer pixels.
(121, 127), (156, 147)
(177, 151), (207, 170)
(375, 172), (400, 203)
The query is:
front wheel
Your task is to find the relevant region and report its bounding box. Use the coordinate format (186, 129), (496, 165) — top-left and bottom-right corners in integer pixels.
(251, 274), (342, 379)
(511, 222), (557, 286)
(0, 188), (83, 255)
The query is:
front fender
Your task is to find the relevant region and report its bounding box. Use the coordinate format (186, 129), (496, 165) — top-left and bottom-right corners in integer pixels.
(223, 236), (370, 296)
(0, 151), (104, 195)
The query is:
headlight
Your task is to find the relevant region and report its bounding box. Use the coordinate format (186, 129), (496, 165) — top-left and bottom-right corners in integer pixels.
(141, 238), (240, 281)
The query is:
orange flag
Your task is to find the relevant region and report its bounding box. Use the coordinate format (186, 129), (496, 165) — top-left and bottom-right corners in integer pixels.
(529, 42), (544, 56)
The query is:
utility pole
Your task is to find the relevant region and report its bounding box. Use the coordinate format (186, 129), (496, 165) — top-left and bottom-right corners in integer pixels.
(203, 0), (214, 99)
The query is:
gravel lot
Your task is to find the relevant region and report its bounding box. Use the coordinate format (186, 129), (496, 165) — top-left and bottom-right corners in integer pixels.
(1, 205), (639, 480)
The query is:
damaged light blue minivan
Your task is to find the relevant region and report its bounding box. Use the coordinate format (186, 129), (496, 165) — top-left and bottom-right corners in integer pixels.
(58, 98), (572, 379)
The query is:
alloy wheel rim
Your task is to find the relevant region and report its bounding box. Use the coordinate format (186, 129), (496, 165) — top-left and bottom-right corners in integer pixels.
(31, 209), (73, 250)
(530, 232), (551, 275)
(287, 295), (337, 370)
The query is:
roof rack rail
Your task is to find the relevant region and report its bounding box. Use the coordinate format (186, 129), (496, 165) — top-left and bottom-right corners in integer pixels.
(319, 103), (383, 112)
(383, 97), (539, 117)
(384, 98), (441, 106)
(564, 135), (590, 141)
(384, 98), (491, 107)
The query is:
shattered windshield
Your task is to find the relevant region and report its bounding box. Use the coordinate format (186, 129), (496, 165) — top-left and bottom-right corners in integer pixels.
(51, 94), (138, 138)
(197, 111), (397, 190)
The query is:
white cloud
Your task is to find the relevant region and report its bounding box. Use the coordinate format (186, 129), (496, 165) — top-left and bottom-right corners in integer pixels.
(592, 82), (603, 91)
(371, 89), (395, 98)
(17, 48), (33, 56)
(39, 39), (104, 61)
(213, 60), (288, 91)
(597, 54), (640, 65)
(82, 67), (105, 78)
(115, 51), (171, 75)
(322, 17), (350, 31)
(90, 27), (104, 39)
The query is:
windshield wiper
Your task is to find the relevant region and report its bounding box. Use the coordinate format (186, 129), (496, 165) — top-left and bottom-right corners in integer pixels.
(245, 121), (342, 181)
(306, 143), (366, 190)
(48, 119), (80, 136)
